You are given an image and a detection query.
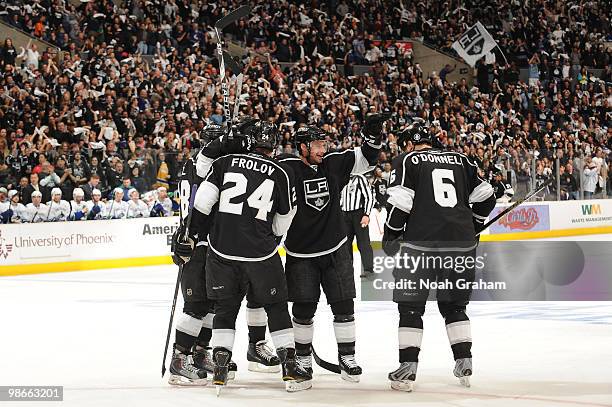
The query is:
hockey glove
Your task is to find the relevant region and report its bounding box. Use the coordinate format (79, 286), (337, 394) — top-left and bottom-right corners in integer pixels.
(0, 209), (13, 224)
(171, 227), (195, 266)
(74, 211), (84, 221)
(151, 203), (165, 217)
(362, 112), (392, 145)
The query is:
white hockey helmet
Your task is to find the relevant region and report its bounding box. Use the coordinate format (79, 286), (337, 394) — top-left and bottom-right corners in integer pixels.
(51, 187), (62, 196)
(73, 188), (85, 197)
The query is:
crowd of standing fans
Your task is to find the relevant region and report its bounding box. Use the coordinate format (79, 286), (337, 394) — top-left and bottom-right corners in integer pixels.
(0, 0), (610, 223)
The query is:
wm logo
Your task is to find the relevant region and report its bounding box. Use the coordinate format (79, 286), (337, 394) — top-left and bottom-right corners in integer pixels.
(581, 204), (601, 215)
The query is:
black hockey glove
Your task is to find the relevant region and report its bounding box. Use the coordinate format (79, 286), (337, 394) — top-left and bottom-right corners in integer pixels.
(362, 112), (392, 145)
(201, 132), (254, 158)
(171, 226), (195, 266)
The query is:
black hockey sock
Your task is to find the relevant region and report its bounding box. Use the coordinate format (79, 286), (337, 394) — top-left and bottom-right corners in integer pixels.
(196, 312), (214, 348)
(292, 302), (317, 356)
(444, 310), (472, 360)
(246, 303), (267, 344)
(211, 298), (241, 352)
(331, 300), (356, 355)
(398, 307), (424, 363)
(264, 302), (295, 350)
(175, 312), (202, 353)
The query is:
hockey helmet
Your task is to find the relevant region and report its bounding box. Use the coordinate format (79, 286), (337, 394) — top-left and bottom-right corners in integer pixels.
(251, 121), (280, 151)
(293, 125), (327, 148)
(397, 124), (431, 147)
(200, 123), (226, 142)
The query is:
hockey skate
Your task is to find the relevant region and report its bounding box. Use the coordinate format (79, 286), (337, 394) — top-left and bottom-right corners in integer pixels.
(339, 353), (362, 382)
(296, 352), (313, 376)
(212, 348), (232, 396)
(278, 348), (312, 392)
(247, 340), (281, 373)
(388, 362), (418, 392)
(194, 347), (237, 380)
(454, 358), (472, 387)
(167, 345), (208, 386)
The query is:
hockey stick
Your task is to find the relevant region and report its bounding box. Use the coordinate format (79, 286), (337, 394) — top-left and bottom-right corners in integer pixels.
(312, 177), (556, 375)
(312, 346), (341, 374)
(214, 6), (251, 139)
(477, 176), (555, 235)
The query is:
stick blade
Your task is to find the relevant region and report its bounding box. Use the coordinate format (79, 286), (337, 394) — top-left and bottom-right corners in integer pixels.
(215, 5), (251, 30)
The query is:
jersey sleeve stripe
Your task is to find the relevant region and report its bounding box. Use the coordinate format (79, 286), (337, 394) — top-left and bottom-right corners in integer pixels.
(272, 206), (296, 236)
(387, 185), (415, 214)
(351, 147), (373, 174)
(193, 181), (219, 215)
(195, 153), (215, 179)
(469, 181), (495, 203)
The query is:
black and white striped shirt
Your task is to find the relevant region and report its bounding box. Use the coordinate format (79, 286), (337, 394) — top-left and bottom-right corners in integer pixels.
(340, 173), (374, 215)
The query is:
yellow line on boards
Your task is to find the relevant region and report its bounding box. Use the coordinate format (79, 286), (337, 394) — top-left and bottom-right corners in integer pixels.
(480, 225), (612, 241)
(0, 256), (173, 277)
(1, 226), (611, 276)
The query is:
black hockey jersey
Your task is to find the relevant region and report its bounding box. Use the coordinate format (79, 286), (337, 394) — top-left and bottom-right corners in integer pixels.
(193, 153), (296, 261)
(386, 149), (495, 251)
(278, 147), (374, 257)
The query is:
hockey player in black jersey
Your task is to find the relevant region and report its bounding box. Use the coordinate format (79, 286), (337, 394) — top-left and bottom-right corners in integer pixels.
(175, 120), (311, 393)
(277, 113), (390, 382)
(382, 124), (496, 392)
(168, 123), (280, 386)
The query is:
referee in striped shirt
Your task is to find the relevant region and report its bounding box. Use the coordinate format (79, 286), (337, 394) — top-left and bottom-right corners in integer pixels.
(341, 173), (375, 278)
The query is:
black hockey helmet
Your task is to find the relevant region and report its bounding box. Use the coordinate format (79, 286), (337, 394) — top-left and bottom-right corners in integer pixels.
(251, 121), (280, 151)
(293, 125), (327, 148)
(397, 123), (432, 147)
(201, 123), (226, 142)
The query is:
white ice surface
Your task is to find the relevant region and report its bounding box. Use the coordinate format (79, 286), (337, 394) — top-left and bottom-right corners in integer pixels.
(1, 236), (611, 407)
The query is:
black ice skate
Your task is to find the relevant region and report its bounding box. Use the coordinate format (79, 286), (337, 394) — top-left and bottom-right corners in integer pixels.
(388, 361), (418, 392)
(339, 353), (362, 382)
(168, 345), (208, 386)
(453, 358), (472, 387)
(247, 340), (281, 373)
(278, 348), (312, 392)
(212, 348), (232, 396)
(196, 347), (237, 380)
(296, 352), (313, 376)
(192, 346), (215, 374)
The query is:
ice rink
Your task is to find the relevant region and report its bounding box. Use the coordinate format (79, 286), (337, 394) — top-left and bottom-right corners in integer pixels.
(1, 238), (612, 407)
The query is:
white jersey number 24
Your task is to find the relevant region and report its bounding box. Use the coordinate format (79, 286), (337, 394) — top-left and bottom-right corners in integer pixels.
(219, 172), (274, 221)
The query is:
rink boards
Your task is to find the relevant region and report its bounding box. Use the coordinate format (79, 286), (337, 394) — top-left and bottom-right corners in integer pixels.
(1, 199), (611, 276)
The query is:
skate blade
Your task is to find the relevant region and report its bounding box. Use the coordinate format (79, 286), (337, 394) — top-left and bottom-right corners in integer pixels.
(248, 361), (281, 373)
(340, 370), (361, 383)
(459, 376), (471, 388)
(390, 380), (414, 392)
(285, 379), (312, 392)
(215, 385), (222, 397)
(168, 375), (208, 387)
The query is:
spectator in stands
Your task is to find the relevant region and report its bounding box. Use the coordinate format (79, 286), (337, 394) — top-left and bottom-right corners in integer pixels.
(81, 175), (101, 201)
(0, 38), (17, 67)
(583, 157), (599, 199)
(22, 172), (48, 205)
